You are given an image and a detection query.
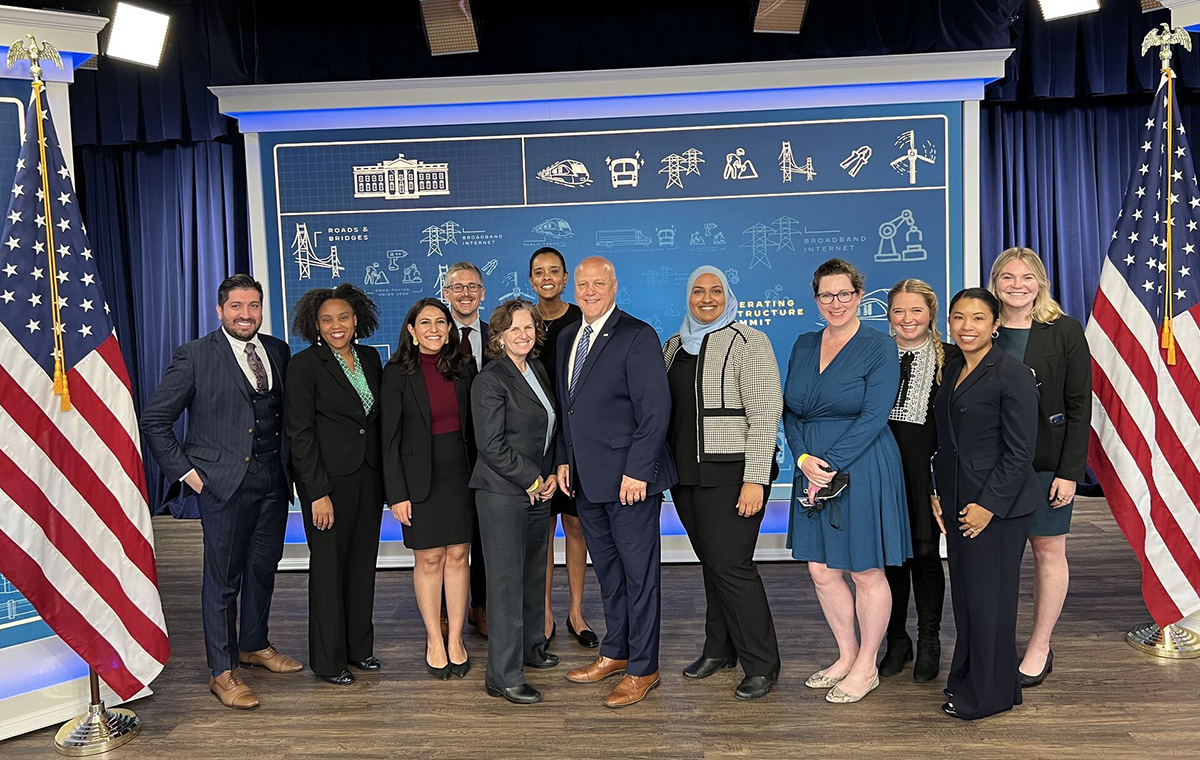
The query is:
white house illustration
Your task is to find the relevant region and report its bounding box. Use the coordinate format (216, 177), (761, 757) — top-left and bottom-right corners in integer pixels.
(353, 153), (450, 200)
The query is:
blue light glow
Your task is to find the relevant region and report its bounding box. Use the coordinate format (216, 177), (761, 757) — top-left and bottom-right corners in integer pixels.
(229, 79), (991, 134)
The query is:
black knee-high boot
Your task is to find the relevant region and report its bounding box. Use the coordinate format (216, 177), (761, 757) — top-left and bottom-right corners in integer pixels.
(880, 564), (914, 676)
(911, 553), (945, 682)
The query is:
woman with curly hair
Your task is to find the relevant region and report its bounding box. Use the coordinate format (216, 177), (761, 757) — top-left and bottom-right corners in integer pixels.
(284, 284), (385, 685)
(382, 298), (477, 680)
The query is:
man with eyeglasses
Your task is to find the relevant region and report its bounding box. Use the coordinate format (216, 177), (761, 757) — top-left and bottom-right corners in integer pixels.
(442, 260), (491, 637)
(444, 261), (489, 373)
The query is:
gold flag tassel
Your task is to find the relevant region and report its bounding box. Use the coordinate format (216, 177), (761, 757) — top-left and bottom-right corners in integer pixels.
(1163, 63), (1177, 366)
(1145, 23), (1192, 366)
(31, 76), (69, 409)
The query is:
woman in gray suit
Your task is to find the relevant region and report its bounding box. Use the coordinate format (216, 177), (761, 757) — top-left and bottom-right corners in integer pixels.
(469, 299), (560, 704)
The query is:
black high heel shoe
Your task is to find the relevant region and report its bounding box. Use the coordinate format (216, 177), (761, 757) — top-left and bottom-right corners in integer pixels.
(567, 618), (599, 648)
(427, 658), (451, 681)
(449, 657), (471, 678)
(545, 622), (556, 648)
(1019, 649), (1053, 688)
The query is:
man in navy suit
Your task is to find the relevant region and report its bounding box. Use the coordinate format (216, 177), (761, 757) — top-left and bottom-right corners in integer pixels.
(557, 256), (676, 708)
(444, 260), (491, 636)
(141, 274), (302, 710)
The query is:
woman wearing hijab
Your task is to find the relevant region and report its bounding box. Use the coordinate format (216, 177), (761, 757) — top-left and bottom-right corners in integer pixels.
(662, 266), (784, 701)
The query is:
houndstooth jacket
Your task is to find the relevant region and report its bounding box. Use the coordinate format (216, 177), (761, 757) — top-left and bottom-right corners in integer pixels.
(662, 323), (783, 485)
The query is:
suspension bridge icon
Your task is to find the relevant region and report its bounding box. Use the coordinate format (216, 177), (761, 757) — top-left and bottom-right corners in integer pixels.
(876, 209), (928, 262)
(890, 131), (937, 184)
(291, 223), (344, 280)
(779, 142), (816, 182)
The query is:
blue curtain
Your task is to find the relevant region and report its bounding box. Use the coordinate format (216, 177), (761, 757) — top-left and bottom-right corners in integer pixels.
(78, 140), (249, 514)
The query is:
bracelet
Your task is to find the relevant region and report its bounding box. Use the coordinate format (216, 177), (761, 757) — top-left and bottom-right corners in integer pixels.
(798, 453), (810, 467)
(526, 477), (542, 494)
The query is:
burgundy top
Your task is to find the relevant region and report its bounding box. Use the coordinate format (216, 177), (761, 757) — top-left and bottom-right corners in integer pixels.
(419, 352), (461, 435)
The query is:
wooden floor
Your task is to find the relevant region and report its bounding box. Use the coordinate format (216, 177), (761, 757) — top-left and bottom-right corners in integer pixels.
(6, 497), (1199, 759)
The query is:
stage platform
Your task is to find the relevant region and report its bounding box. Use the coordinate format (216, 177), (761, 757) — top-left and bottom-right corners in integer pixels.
(5, 496), (1198, 759)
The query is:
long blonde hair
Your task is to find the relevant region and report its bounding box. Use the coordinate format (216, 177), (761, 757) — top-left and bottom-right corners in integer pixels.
(989, 247), (1065, 324)
(887, 278), (946, 383)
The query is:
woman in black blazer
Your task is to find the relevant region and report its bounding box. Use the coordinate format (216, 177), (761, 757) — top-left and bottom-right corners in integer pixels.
(989, 247), (1092, 687)
(285, 284), (384, 685)
(382, 298), (476, 680)
(933, 288), (1041, 720)
(469, 300), (560, 704)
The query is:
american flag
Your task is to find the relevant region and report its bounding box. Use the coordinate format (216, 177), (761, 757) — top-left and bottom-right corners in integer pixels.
(1087, 72), (1200, 627)
(0, 89), (169, 698)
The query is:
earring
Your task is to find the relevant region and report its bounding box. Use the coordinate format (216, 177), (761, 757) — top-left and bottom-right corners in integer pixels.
(316, 334), (322, 345)
(413, 336), (419, 346)
(992, 330), (999, 339)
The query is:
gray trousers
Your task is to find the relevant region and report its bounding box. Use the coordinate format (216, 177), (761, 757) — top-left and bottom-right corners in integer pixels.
(476, 490), (552, 688)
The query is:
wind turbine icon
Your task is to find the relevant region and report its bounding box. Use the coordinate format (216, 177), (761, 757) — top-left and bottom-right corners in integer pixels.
(890, 130), (937, 184)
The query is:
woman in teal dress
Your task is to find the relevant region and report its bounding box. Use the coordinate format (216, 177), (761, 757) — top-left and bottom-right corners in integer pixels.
(783, 258), (910, 705)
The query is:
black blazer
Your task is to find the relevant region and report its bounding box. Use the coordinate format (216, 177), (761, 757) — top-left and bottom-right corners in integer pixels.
(381, 358), (475, 505)
(933, 345), (1042, 520)
(1016, 317), (1092, 481)
(141, 329), (291, 504)
(469, 356), (558, 496)
(284, 343), (383, 502)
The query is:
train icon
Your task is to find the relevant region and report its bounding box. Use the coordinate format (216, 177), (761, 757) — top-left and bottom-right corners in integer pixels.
(532, 218), (574, 239)
(536, 159), (593, 188)
(596, 229), (653, 248)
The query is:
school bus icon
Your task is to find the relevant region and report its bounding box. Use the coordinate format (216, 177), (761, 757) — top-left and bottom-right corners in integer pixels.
(605, 152), (644, 189)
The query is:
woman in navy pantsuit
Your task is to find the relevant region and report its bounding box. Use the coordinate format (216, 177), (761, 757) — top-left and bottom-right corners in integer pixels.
(933, 288), (1042, 720)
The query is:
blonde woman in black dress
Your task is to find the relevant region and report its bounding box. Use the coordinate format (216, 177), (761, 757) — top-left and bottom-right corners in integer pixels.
(881, 279), (960, 683)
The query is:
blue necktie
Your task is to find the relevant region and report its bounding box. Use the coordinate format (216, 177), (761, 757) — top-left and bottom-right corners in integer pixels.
(568, 325), (592, 402)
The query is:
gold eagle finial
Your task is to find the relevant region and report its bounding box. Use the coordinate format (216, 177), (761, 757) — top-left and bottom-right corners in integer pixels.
(6, 34), (63, 82)
(1142, 23), (1193, 69)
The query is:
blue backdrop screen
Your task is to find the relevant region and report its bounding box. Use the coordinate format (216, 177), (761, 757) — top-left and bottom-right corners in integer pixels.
(256, 100), (965, 532)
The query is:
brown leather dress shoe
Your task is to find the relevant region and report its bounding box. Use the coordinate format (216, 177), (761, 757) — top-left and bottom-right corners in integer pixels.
(468, 607), (489, 638)
(239, 645), (303, 673)
(603, 672), (660, 708)
(567, 655), (628, 684)
(209, 669), (259, 709)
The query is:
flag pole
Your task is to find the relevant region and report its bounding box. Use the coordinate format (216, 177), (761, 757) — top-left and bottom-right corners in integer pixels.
(1123, 23), (1200, 660)
(3, 34), (147, 754)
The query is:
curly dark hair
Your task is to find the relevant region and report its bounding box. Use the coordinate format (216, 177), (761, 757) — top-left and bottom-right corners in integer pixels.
(389, 298), (470, 378)
(291, 284), (380, 344)
(485, 299), (546, 359)
(811, 257), (864, 296)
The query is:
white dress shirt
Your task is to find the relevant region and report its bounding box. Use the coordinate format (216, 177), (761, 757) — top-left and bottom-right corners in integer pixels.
(455, 315), (483, 371)
(222, 327), (273, 391)
(567, 302), (616, 388)
(181, 327), (272, 484)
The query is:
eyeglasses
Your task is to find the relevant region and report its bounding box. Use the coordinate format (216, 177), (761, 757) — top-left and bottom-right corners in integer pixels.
(446, 283), (481, 293)
(816, 290), (858, 305)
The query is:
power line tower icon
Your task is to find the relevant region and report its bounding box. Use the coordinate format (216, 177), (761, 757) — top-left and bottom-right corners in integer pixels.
(742, 223), (775, 270)
(292, 222), (343, 280)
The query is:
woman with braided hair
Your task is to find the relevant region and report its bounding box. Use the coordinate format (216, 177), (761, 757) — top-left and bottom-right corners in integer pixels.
(879, 279), (960, 684)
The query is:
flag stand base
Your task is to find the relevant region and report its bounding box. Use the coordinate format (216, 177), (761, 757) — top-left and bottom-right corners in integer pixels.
(1126, 622), (1200, 659)
(53, 670), (140, 756)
